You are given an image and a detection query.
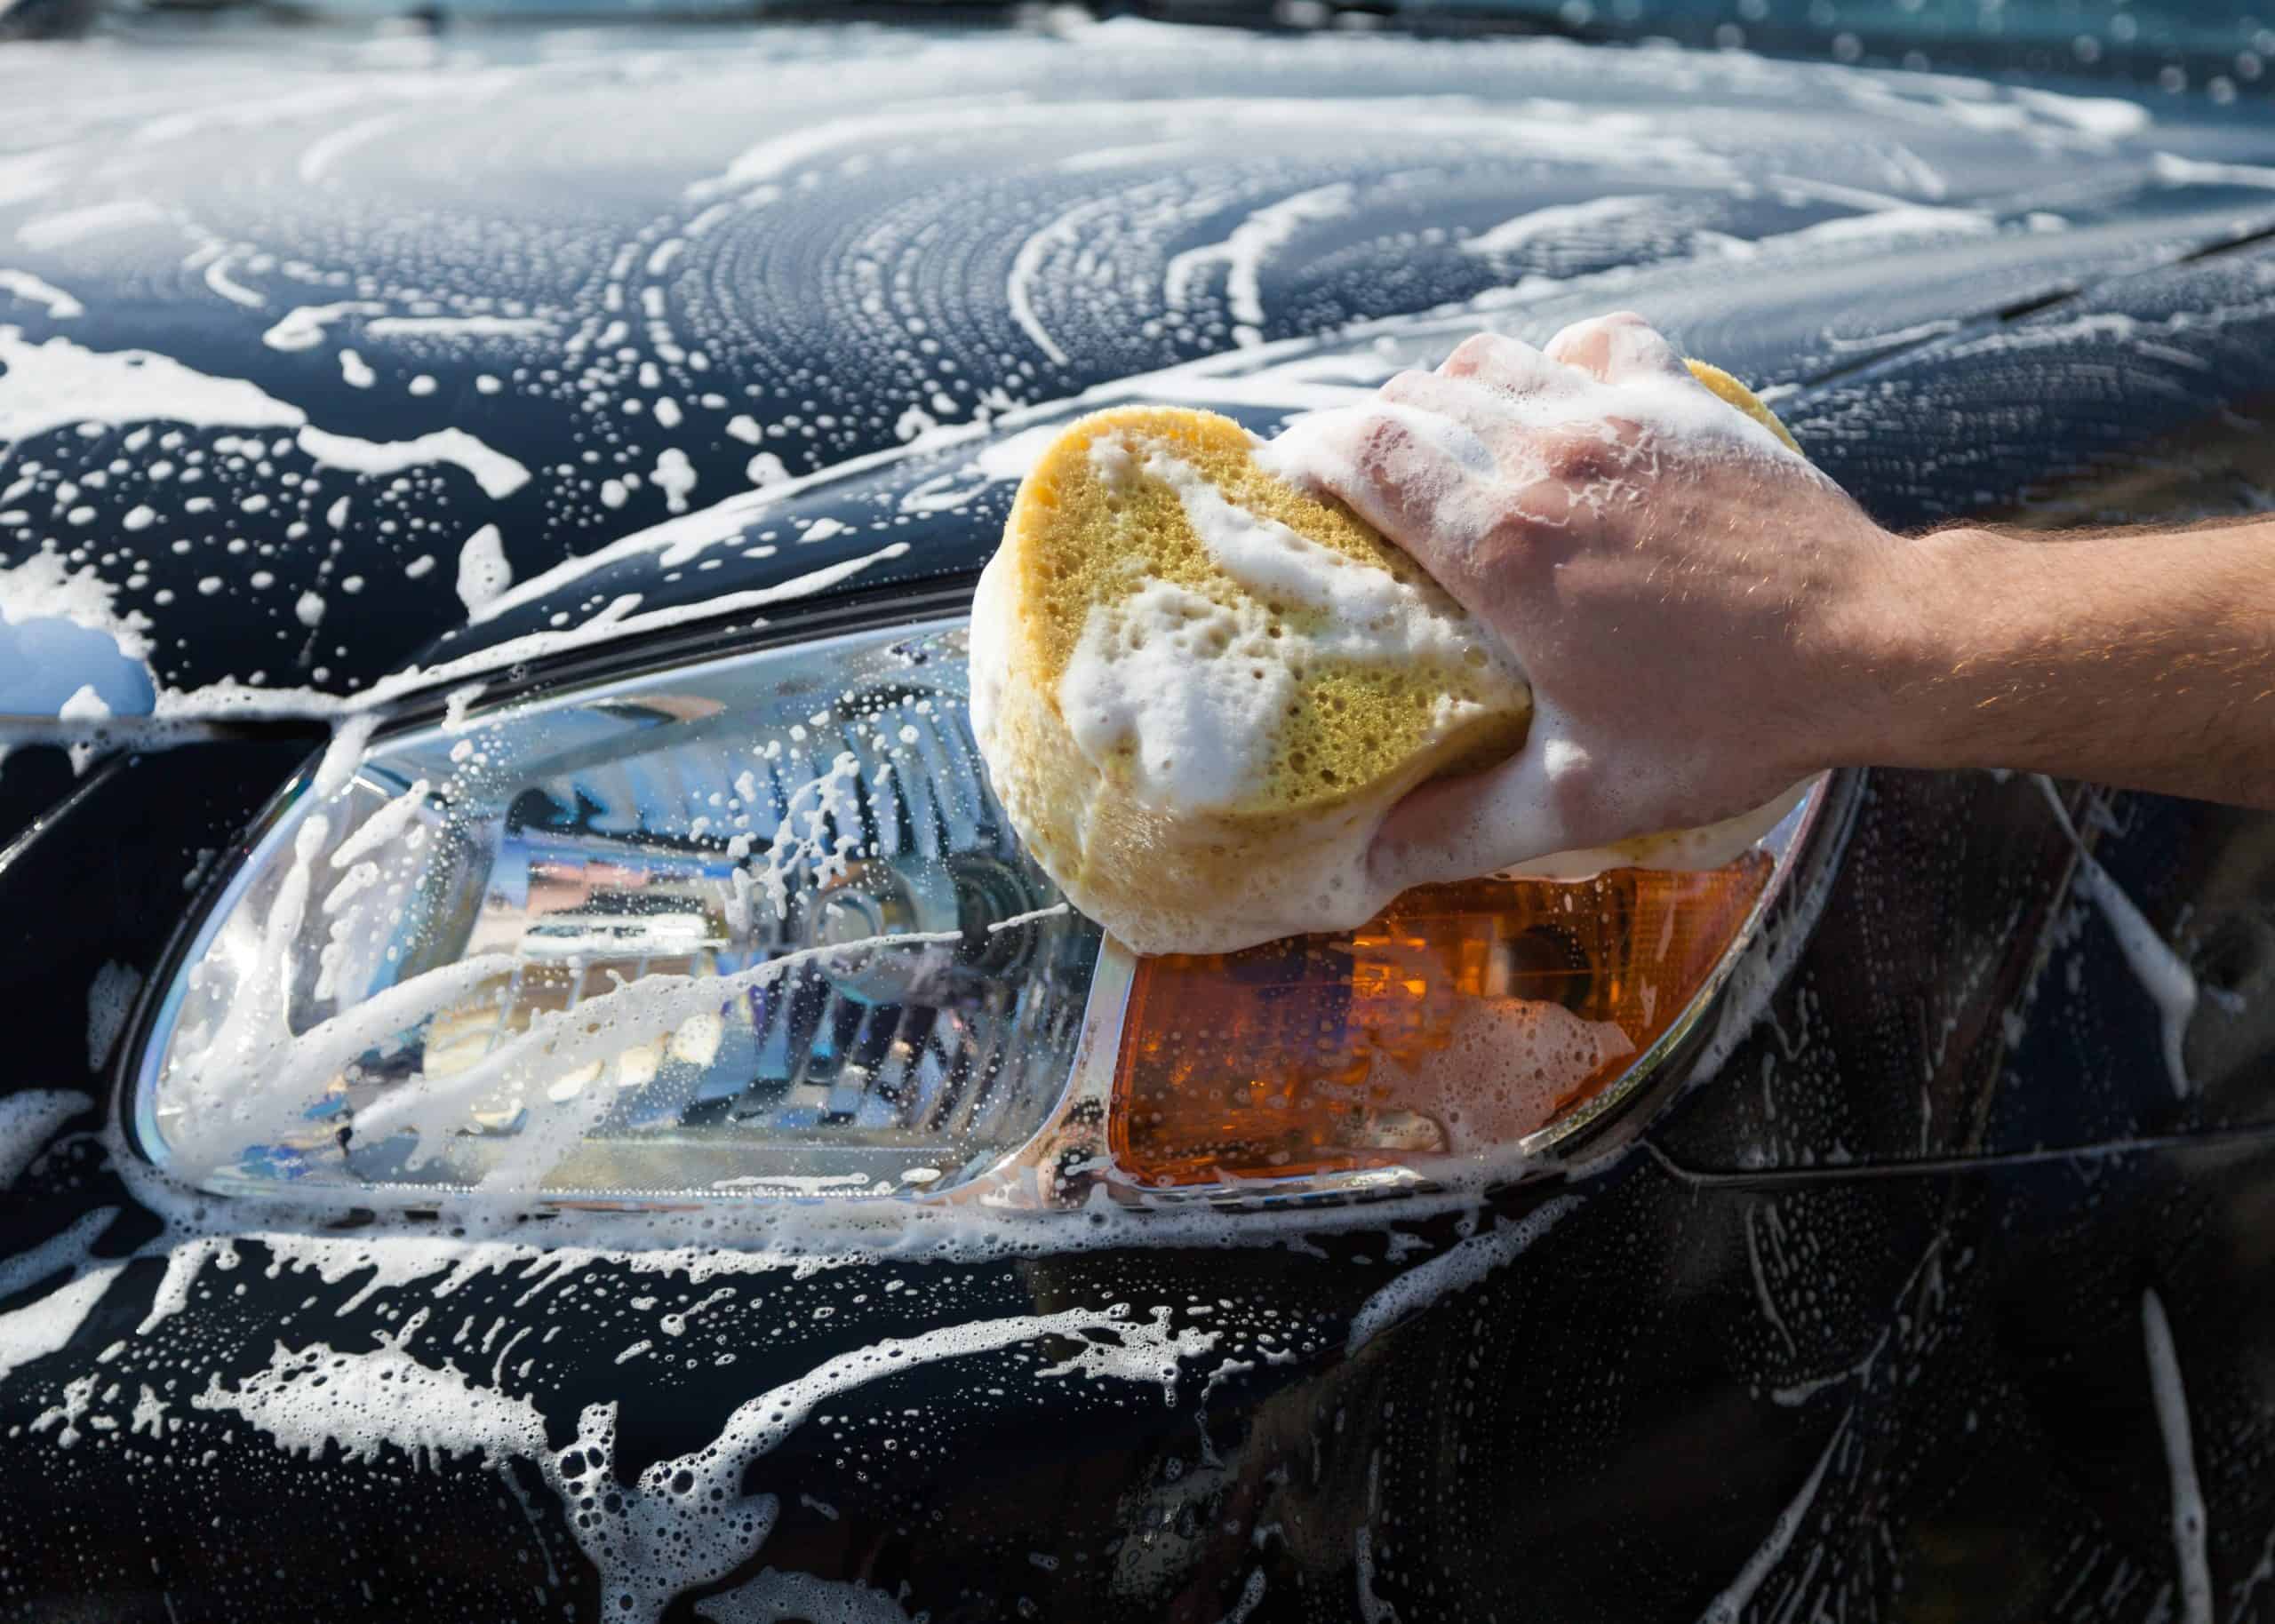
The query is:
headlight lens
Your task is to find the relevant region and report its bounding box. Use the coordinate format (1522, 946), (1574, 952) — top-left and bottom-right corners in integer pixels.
(133, 610), (1826, 1209)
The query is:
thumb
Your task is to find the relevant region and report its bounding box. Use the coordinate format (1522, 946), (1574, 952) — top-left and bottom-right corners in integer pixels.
(1367, 704), (1600, 893)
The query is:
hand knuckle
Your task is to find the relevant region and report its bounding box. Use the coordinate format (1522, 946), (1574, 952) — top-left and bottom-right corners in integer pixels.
(1545, 433), (1608, 480)
(1380, 369), (1433, 403)
(1446, 333), (1503, 370)
(1354, 410), (1415, 462)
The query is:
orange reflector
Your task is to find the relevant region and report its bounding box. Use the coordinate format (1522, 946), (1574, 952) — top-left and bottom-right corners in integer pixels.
(1110, 856), (1774, 1187)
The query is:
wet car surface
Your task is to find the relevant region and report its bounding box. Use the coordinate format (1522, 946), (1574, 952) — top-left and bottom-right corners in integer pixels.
(5, 12), (2275, 1622)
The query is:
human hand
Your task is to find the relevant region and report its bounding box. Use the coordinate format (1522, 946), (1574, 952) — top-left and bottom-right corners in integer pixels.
(1257, 313), (1913, 888)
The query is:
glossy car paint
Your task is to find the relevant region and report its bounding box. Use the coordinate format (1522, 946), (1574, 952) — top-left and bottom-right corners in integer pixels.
(4, 16), (2275, 1621)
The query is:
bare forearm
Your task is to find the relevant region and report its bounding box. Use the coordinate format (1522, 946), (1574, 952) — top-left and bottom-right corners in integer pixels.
(1857, 519), (2275, 807)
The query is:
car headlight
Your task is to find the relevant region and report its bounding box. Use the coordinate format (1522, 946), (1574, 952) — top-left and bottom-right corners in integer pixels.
(131, 606), (1833, 1210)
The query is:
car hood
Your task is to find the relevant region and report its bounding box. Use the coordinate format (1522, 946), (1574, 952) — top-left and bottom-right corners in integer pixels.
(4, 15), (2275, 708)
(13, 26), (2275, 1622)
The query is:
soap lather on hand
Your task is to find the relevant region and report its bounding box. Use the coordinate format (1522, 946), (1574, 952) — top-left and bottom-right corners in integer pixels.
(1260, 312), (1880, 893)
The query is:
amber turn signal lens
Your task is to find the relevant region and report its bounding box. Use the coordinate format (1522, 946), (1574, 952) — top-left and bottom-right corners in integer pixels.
(1108, 856), (1774, 1187)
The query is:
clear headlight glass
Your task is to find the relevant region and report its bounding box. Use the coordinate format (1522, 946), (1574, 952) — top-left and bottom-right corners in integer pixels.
(132, 610), (1832, 1209)
(137, 619), (1102, 1202)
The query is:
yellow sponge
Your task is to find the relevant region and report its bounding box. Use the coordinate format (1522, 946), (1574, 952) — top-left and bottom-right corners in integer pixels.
(968, 364), (1798, 955)
(1002, 404), (1528, 818)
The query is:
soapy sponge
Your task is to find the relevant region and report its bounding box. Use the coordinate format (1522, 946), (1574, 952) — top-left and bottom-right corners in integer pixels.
(968, 366), (1800, 956)
(970, 403), (1529, 956)
(1008, 405), (1527, 816)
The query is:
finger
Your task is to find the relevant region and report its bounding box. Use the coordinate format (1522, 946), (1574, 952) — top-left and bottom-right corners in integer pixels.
(1261, 399), (1492, 555)
(1544, 310), (1690, 383)
(1253, 403), (1359, 499)
(1437, 330), (1563, 395)
(1378, 367), (1514, 430)
(1379, 367), (1565, 496)
(1366, 703), (1600, 892)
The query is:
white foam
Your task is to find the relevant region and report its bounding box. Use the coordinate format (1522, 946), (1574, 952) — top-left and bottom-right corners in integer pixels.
(1056, 433), (1509, 814)
(0, 328), (527, 498)
(364, 314), (555, 341)
(14, 199), (169, 251)
(85, 960), (143, 1072)
(1366, 1001), (1632, 1156)
(0, 1089), (91, 1187)
(1461, 195), (1666, 257)
(298, 426), (531, 499)
(1698, 1413), (1849, 1622)
(455, 522), (513, 613)
(2036, 777), (2197, 1096)
(329, 777), (432, 869)
(1061, 577), (1297, 810)
(1347, 1193), (1579, 1351)
(0, 269), (83, 320)
(197, 248), (266, 310)
(2153, 152), (2275, 190)
(0, 1263), (123, 1385)
(198, 1290), (1217, 1624)
(194, 1332), (549, 1469)
(0, 325), (299, 442)
(549, 1302), (1216, 1622)
(2143, 1288), (2211, 1624)
(262, 301), (384, 353)
(297, 112), (402, 185)
(697, 1568), (912, 1624)
(1006, 202), (1088, 365)
(653, 446), (698, 513)
(1143, 442), (1479, 668)
(1163, 182), (1354, 344)
(0, 554), (160, 736)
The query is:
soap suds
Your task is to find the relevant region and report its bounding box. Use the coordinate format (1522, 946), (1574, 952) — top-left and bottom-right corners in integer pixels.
(0, 550), (157, 718)
(2036, 777), (2197, 1096)
(199, 1300), (1217, 1624)
(364, 314), (555, 341)
(84, 960), (143, 1071)
(0, 329), (527, 497)
(1163, 182), (1355, 345)
(2142, 1288), (2210, 1624)
(455, 523), (513, 613)
(0, 1264), (124, 1386)
(296, 112), (402, 184)
(653, 446), (698, 513)
(14, 199), (170, 251)
(1062, 577), (1300, 809)
(697, 1568), (913, 1624)
(261, 301), (385, 353)
(1460, 194), (1666, 258)
(196, 1329), (547, 1469)
(0, 1089), (92, 1188)
(1347, 1193), (1579, 1351)
(297, 426), (531, 499)
(1364, 1001), (1632, 1155)
(0, 269), (84, 320)
(1698, 1413), (1850, 1623)
(1058, 433), (1500, 814)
